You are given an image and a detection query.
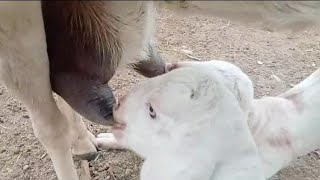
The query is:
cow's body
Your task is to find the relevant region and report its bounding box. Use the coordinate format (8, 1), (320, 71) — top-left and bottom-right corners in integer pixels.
(1, 1), (320, 180)
(0, 2), (163, 180)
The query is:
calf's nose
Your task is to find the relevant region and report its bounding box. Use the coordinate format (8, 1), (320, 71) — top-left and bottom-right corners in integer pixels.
(113, 101), (120, 111)
(113, 95), (127, 112)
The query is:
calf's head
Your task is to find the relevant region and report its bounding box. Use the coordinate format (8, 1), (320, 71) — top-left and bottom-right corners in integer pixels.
(112, 65), (250, 156)
(111, 62), (265, 179)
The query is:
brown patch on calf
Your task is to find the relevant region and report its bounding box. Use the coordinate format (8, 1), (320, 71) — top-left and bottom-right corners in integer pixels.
(248, 109), (293, 151)
(267, 128), (292, 149)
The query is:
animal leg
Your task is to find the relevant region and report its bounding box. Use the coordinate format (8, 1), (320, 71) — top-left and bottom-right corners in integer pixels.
(0, 2), (78, 179)
(55, 96), (98, 161)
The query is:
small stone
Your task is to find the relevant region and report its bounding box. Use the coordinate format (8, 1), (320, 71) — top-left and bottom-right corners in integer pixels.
(102, 163), (110, 170)
(181, 49), (193, 55)
(18, 143), (24, 147)
(13, 132), (20, 136)
(23, 165), (29, 171)
(39, 153), (47, 160)
(313, 149), (320, 158)
(257, 61), (263, 65)
(289, 83), (295, 88)
(133, 165), (139, 171)
(271, 74), (281, 82)
(106, 175), (111, 180)
(22, 114), (29, 119)
(13, 148), (20, 155)
(312, 63), (316, 67)
(97, 167), (105, 172)
(125, 168), (132, 175)
(11, 172), (19, 178)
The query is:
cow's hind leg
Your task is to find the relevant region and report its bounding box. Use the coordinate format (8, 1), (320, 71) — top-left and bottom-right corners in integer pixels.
(0, 2), (78, 180)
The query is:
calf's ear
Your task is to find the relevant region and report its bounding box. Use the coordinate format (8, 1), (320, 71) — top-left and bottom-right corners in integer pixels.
(165, 63), (179, 73)
(130, 44), (167, 78)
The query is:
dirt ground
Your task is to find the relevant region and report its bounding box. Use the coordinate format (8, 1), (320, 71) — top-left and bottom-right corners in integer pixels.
(1, 9), (320, 180)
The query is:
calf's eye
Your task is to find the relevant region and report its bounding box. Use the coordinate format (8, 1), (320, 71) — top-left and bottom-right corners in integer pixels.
(149, 104), (156, 119)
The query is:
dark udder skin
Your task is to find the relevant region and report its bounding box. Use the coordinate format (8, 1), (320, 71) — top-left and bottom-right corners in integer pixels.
(42, 2), (166, 126)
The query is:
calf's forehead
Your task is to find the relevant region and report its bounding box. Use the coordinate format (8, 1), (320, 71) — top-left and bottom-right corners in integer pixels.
(126, 67), (218, 108)
(132, 67), (195, 91)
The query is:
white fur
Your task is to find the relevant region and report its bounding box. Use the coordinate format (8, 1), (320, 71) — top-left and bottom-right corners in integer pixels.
(103, 61), (265, 180)
(248, 67), (320, 177)
(99, 60), (320, 179)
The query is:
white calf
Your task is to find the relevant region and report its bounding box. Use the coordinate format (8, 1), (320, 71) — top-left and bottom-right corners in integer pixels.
(98, 60), (320, 179)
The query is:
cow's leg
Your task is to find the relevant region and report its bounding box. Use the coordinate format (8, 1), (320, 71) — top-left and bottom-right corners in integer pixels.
(0, 2), (78, 180)
(55, 96), (98, 160)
